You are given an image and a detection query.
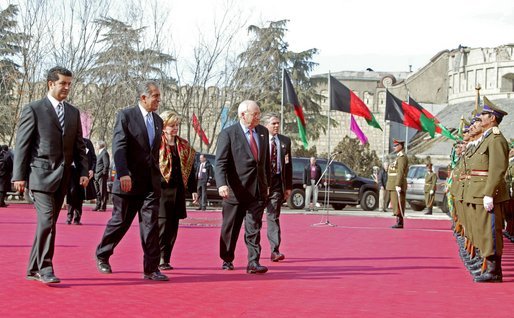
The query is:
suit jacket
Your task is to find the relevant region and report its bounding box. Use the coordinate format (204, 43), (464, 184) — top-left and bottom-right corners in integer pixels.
(12, 97), (88, 192)
(84, 138), (97, 200)
(276, 134), (293, 192)
(303, 163), (322, 185)
(196, 160), (213, 185)
(215, 123), (270, 203)
(95, 148), (110, 179)
(111, 106), (163, 196)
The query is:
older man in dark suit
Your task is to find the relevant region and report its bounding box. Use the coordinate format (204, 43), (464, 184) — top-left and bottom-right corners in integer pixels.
(262, 112), (292, 262)
(93, 140), (110, 211)
(95, 80), (168, 281)
(13, 66), (89, 284)
(215, 100), (271, 274)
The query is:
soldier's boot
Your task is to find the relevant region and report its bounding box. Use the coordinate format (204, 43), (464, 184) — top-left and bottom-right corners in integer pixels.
(391, 216), (403, 229)
(474, 255), (503, 283)
(424, 207), (432, 215)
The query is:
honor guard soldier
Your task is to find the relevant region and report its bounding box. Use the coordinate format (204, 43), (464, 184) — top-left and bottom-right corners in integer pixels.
(387, 139), (408, 229)
(424, 163), (437, 215)
(463, 97), (509, 283)
(504, 142), (514, 241)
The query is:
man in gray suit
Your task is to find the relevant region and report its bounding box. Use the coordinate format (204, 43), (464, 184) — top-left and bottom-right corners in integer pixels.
(215, 100), (271, 274)
(13, 66), (89, 284)
(95, 80), (168, 281)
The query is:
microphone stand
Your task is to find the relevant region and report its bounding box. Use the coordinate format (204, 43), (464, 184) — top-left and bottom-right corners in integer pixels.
(311, 153), (338, 227)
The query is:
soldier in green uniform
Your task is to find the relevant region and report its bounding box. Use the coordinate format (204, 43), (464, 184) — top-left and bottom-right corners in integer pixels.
(504, 144), (514, 241)
(424, 163), (437, 215)
(463, 98), (509, 283)
(386, 139), (408, 229)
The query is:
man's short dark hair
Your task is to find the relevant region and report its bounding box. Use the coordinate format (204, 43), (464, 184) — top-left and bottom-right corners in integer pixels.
(47, 66), (72, 82)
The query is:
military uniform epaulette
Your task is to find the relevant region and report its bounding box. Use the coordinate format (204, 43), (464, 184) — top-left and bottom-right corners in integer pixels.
(492, 127), (500, 135)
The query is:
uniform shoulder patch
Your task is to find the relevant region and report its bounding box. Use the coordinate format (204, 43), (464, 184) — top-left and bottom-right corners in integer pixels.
(492, 127), (500, 135)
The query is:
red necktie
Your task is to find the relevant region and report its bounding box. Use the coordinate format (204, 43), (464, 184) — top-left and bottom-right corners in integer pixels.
(249, 129), (259, 160)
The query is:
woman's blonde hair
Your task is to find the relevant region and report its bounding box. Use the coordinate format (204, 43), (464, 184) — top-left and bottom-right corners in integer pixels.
(160, 110), (181, 126)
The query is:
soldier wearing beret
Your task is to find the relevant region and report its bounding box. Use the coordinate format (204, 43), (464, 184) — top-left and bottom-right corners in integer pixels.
(463, 97), (509, 283)
(386, 139), (408, 229)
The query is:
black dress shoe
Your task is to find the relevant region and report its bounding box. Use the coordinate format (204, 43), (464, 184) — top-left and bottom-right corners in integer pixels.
(66, 220), (71, 225)
(92, 207), (99, 211)
(98, 209), (106, 212)
(391, 224), (403, 229)
(271, 252), (285, 262)
(222, 261), (234, 270)
(246, 262), (268, 274)
(73, 221), (82, 225)
(143, 271), (169, 281)
(26, 273), (40, 281)
(0, 203), (9, 207)
(40, 273), (60, 284)
(158, 263), (174, 270)
(474, 273), (502, 283)
(96, 259), (112, 274)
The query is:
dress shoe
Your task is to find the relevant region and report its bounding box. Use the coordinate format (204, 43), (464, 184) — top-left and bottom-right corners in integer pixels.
(271, 252), (285, 262)
(391, 224), (403, 229)
(424, 211), (432, 215)
(66, 220), (71, 225)
(222, 261), (234, 270)
(73, 221), (82, 225)
(98, 209), (106, 212)
(143, 271), (169, 281)
(158, 263), (174, 271)
(0, 203), (9, 207)
(26, 273), (41, 281)
(474, 272), (502, 283)
(96, 259), (112, 274)
(39, 273), (60, 284)
(246, 262), (268, 274)
(196, 207), (202, 210)
(92, 207), (100, 211)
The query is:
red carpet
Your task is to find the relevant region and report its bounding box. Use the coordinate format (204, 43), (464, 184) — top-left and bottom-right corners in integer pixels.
(1, 204), (514, 317)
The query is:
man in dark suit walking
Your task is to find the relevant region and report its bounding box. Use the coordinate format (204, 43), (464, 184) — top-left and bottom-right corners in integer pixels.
(95, 80), (168, 281)
(93, 140), (110, 211)
(262, 112), (292, 262)
(215, 100), (271, 274)
(196, 154), (213, 210)
(13, 66), (89, 284)
(0, 145), (13, 207)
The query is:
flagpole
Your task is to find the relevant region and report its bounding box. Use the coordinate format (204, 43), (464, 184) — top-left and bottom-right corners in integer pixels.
(327, 71), (331, 158)
(404, 91), (409, 153)
(280, 68), (285, 133)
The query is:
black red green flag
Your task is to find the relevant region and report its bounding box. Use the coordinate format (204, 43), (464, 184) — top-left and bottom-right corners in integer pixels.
(283, 70), (308, 149)
(329, 76), (382, 130)
(408, 97), (455, 140)
(385, 90), (426, 131)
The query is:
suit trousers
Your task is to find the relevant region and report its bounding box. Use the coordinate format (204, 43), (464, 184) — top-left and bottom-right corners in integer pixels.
(220, 198), (265, 263)
(96, 192), (160, 274)
(94, 176), (108, 210)
(304, 180), (318, 210)
(197, 182), (207, 209)
(158, 186), (181, 264)
(27, 187), (67, 275)
(266, 174), (283, 253)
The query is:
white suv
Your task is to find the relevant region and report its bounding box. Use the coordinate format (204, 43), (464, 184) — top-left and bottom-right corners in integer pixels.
(406, 164), (449, 213)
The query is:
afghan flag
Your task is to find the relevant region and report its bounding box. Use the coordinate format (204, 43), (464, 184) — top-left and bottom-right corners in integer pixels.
(350, 115), (368, 145)
(329, 76), (382, 130)
(408, 97), (455, 140)
(283, 69), (308, 149)
(192, 113), (210, 146)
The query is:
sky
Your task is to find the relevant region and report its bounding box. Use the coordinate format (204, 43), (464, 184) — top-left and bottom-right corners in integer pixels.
(163, 0), (514, 75)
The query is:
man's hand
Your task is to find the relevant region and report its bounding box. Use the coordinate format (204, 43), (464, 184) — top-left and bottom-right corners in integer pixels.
(192, 192), (198, 204)
(429, 190), (434, 195)
(14, 181), (26, 193)
(218, 185), (229, 199)
(88, 170), (94, 179)
(395, 186), (401, 193)
(303, 184), (306, 189)
(483, 196), (494, 212)
(283, 189), (292, 201)
(206, 182), (211, 187)
(79, 176), (89, 188)
(120, 175), (132, 192)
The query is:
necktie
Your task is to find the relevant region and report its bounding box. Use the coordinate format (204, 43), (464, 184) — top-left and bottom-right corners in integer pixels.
(146, 113), (155, 145)
(248, 129), (259, 160)
(57, 102), (64, 131)
(271, 136), (277, 174)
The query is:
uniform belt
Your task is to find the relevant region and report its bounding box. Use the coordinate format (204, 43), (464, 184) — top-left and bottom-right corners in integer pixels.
(458, 175), (468, 181)
(389, 173), (397, 176)
(470, 170), (488, 177)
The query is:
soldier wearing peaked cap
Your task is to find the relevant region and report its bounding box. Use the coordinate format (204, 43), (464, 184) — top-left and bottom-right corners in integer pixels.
(463, 98), (509, 283)
(504, 144), (514, 242)
(424, 163), (437, 215)
(386, 139), (408, 229)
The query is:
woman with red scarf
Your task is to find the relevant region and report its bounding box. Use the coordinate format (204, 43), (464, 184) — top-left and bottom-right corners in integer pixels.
(157, 111), (198, 271)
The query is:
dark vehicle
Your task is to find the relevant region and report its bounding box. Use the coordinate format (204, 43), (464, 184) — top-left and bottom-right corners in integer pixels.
(288, 157), (379, 211)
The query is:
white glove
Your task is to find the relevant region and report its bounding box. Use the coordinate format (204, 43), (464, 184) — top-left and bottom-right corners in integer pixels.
(429, 190), (434, 195)
(483, 196), (494, 212)
(395, 186), (401, 193)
